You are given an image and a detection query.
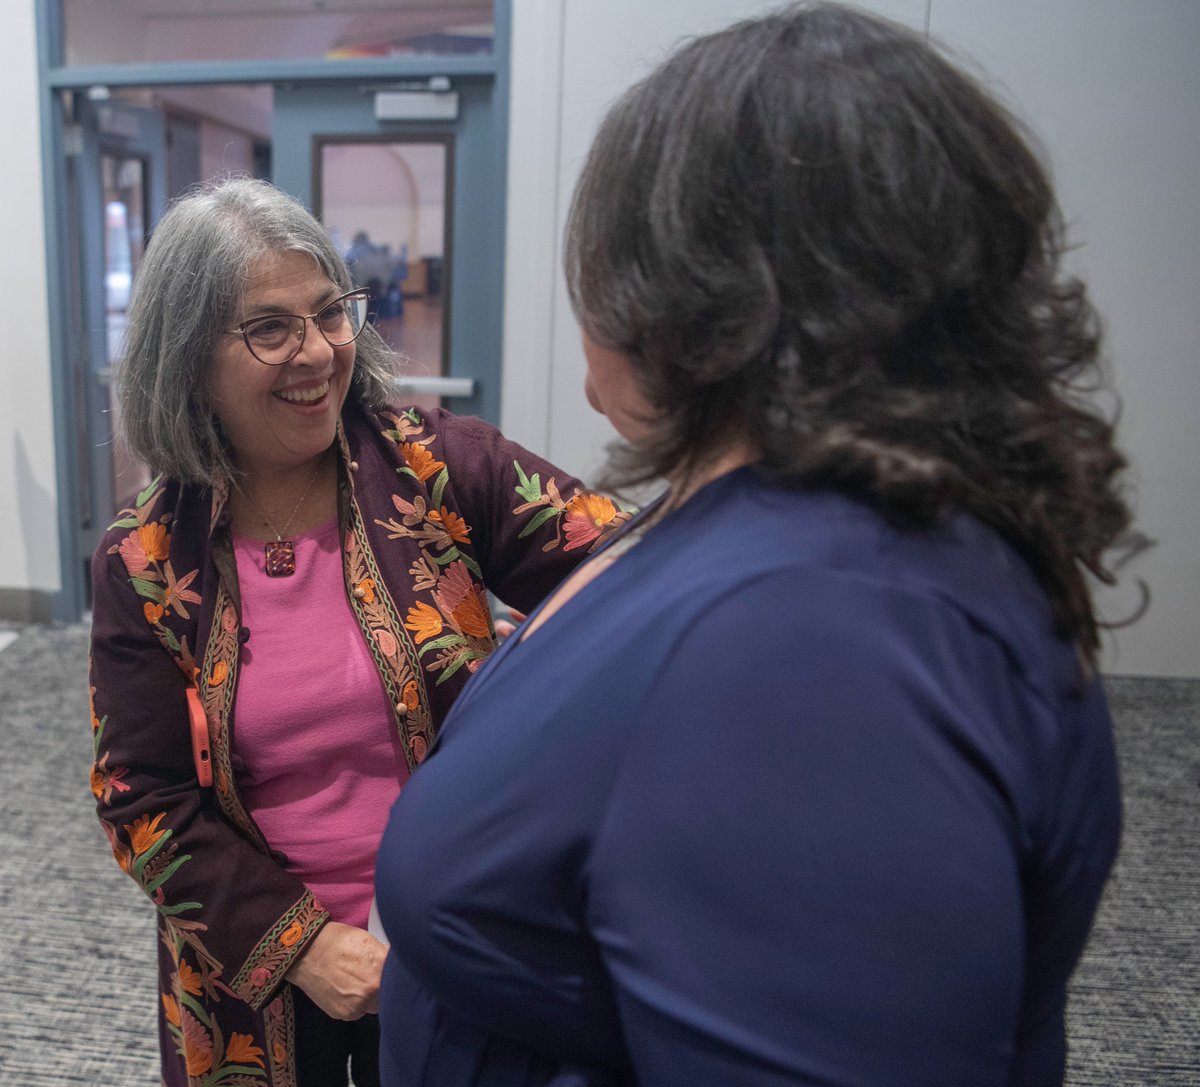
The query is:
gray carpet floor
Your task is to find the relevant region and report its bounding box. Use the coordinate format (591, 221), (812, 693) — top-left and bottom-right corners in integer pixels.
(0, 623), (1196, 1084)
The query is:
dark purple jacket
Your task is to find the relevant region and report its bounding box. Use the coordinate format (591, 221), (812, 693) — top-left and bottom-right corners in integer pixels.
(89, 404), (630, 1086)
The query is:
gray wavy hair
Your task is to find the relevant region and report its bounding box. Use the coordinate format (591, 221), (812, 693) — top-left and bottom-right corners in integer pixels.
(116, 176), (398, 484)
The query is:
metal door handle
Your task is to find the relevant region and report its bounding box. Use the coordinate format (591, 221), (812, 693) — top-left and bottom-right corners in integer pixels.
(395, 376), (475, 398)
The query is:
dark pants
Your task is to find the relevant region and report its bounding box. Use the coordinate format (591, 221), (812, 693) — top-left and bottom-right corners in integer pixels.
(292, 985), (381, 1087)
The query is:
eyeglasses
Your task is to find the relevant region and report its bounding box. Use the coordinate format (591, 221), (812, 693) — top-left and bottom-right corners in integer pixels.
(225, 290), (371, 366)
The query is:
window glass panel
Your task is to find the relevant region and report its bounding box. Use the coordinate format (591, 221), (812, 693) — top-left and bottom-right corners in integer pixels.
(319, 140), (450, 414)
(101, 153), (154, 504)
(61, 0), (493, 67)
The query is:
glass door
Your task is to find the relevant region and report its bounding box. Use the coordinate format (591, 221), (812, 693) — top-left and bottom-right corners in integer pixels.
(273, 78), (504, 423)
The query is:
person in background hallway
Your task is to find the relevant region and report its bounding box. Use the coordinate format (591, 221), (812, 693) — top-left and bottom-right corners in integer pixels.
(88, 177), (628, 1087)
(373, 4), (1134, 1084)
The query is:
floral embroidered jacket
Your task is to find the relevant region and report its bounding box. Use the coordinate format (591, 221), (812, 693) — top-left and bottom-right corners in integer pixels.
(89, 404), (630, 1087)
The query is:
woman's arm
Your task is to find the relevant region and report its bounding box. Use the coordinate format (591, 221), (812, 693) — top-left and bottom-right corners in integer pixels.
(435, 411), (633, 611)
(90, 538), (329, 1011)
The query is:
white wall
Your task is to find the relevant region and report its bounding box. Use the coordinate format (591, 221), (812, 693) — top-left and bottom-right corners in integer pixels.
(0, 1), (59, 605)
(501, 0), (1199, 678)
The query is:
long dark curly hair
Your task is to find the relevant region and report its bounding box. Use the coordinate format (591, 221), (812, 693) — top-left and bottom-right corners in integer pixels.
(565, 1), (1132, 664)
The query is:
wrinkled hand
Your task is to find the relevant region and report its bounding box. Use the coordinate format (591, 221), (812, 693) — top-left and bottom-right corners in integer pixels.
(287, 922), (387, 1020)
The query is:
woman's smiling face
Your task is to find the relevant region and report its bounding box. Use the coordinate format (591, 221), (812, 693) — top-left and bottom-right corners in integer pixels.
(209, 249), (356, 476)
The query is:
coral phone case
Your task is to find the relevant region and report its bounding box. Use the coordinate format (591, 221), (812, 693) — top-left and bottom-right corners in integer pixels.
(185, 687), (213, 787)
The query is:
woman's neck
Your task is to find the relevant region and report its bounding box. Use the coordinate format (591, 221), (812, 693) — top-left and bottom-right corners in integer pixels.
(230, 448), (338, 541)
(664, 441), (759, 511)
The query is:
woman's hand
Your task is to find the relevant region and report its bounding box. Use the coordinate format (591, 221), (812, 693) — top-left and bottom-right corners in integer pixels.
(494, 608), (528, 640)
(287, 921), (388, 1020)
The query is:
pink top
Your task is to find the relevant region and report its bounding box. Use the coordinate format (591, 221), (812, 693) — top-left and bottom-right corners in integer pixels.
(232, 516), (408, 928)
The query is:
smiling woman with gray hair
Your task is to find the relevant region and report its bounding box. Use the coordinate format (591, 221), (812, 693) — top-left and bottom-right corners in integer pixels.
(88, 176), (628, 1087)
(373, 4), (1133, 1085)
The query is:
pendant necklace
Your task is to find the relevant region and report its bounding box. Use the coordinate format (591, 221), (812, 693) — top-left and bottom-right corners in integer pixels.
(241, 460), (323, 578)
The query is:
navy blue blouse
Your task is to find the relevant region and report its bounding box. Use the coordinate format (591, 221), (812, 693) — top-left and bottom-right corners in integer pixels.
(375, 469), (1120, 1086)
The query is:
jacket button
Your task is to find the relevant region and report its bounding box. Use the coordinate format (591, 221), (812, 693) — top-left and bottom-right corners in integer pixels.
(349, 460), (360, 472)
(395, 701), (409, 716)
(352, 587), (366, 600)
(238, 626), (251, 643)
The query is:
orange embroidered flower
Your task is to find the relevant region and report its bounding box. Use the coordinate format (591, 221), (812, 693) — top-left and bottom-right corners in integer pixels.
(126, 811), (168, 855)
(432, 560), (491, 638)
(182, 1010), (214, 1077)
(404, 602), (444, 644)
(89, 686), (101, 732)
(356, 578), (376, 604)
(402, 680), (420, 712)
(138, 522), (170, 562)
(143, 601), (165, 625)
(431, 507), (471, 544)
(226, 1033), (266, 1068)
(177, 960), (203, 997)
(562, 493), (618, 552)
(161, 993), (182, 1027)
(451, 591), (492, 639)
(400, 442), (445, 481)
(208, 660), (228, 686)
(273, 1042), (288, 1066)
(280, 920), (305, 947)
(90, 751), (131, 803)
(412, 735), (428, 763)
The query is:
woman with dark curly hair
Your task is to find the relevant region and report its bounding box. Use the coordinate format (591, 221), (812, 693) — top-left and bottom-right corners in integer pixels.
(373, 4), (1133, 1084)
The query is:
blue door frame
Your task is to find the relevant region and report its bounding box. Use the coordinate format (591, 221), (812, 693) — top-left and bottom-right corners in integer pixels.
(34, 1), (512, 621)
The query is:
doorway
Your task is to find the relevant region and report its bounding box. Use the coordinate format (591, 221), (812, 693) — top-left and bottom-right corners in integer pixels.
(45, 8), (511, 616)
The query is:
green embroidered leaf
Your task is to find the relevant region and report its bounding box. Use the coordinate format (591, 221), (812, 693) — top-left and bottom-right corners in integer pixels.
(145, 852), (193, 895)
(402, 408), (421, 424)
(430, 468), (449, 510)
(517, 506), (560, 539)
(428, 547), (480, 577)
(109, 515), (141, 529)
(417, 633), (468, 657)
(161, 626), (181, 654)
(136, 475), (164, 507)
(132, 833), (173, 879)
(435, 650), (488, 685)
(130, 577), (166, 603)
(513, 460), (542, 503)
(180, 991), (212, 1027)
(382, 429), (404, 442)
(158, 899), (204, 917)
(396, 466), (419, 481)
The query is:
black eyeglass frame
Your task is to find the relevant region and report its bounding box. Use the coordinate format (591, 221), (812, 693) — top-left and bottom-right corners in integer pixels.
(224, 289), (372, 366)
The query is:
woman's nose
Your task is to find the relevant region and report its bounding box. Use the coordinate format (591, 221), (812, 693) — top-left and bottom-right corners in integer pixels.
(291, 317), (335, 363)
